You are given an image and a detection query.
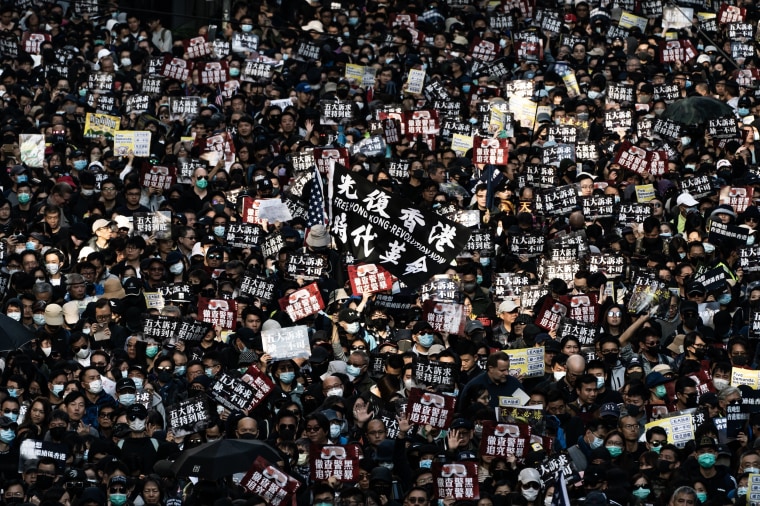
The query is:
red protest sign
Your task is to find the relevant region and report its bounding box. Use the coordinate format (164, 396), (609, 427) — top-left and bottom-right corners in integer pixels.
(535, 297), (568, 331)
(421, 300), (466, 335)
(613, 141), (651, 175)
(197, 297), (238, 330)
(659, 40), (697, 63)
(278, 282), (324, 321)
(720, 186), (754, 214)
(140, 164), (176, 190)
(24, 33), (50, 54)
(313, 147), (349, 175)
(310, 444), (361, 482)
(473, 136), (509, 165)
(198, 61), (229, 84)
(718, 3), (746, 23)
(433, 462), (480, 500)
(478, 421), (532, 459)
(240, 365), (275, 410)
(161, 57), (194, 81)
(348, 264), (393, 295)
(560, 293), (599, 325)
(406, 388), (456, 429)
(403, 110), (440, 135)
(242, 457), (300, 506)
(183, 36), (211, 59)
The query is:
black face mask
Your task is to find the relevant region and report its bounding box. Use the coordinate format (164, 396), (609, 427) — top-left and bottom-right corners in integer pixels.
(657, 459), (673, 473)
(158, 371), (173, 383)
(627, 372), (644, 383)
(625, 404), (641, 417)
(733, 355), (748, 366)
(603, 354), (619, 365)
(49, 426), (67, 440)
(683, 393), (698, 408)
(684, 317), (700, 330)
(35, 474), (55, 490)
(371, 317), (388, 328)
(239, 433), (257, 440)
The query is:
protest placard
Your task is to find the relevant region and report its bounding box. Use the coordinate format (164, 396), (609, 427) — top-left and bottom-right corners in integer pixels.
(114, 131), (151, 157)
(167, 397), (211, 437)
(310, 444), (361, 482)
(505, 347), (545, 378)
(406, 388), (456, 429)
(412, 356), (457, 389)
(348, 264), (393, 295)
(433, 462), (479, 500)
(262, 324), (311, 360)
(242, 457), (301, 506)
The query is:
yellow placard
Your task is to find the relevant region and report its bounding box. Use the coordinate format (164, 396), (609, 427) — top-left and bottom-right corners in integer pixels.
(635, 184), (656, 202)
(644, 413), (694, 448)
(619, 11), (647, 32)
(503, 347), (545, 378)
(84, 113), (120, 140)
(451, 134), (473, 156)
(731, 367), (760, 389)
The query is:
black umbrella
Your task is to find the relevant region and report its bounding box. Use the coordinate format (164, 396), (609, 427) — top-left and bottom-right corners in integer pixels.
(660, 96), (735, 126)
(170, 438), (282, 479)
(0, 313), (37, 352)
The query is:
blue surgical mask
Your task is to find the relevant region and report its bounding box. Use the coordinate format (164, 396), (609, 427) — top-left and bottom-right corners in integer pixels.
(79, 88), (87, 97)
(479, 257), (490, 267)
(33, 314), (46, 325)
(133, 378), (143, 390)
(596, 377), (604, 389)
(696, 492), (707, 503)
(205, 367), (215, 378)
(17, 193), (30, 204)
(7, 388), (18, 398)
(213, 226), (226, 237)
(476, 275), (483, 284)
(348, 17), (359, 25)
(279, 371), (295, 384)
(697, 453), (716, 469)
(146, 345), (159, 357)
(52, 384), (65, 397)
(420, 459), (432, 468)
(74, 160), (88, 170)
(241, 24), (253, 32)
(346, 364), (362, 377)
(681, 136), (691, 146)
(330, 424), (342, 439)
(419, 333), (434, 348)
(590, 435), (604, 449)
(632, 488), (650, 499)
(16, 175), (27, 183)
(175, 366), (186, 376)
(717, 293), (732, 305)
(655, 385), (667, 398)
(738, 487), (748, 497)
(606, 445), (622, 457)
(229, 67), (241, 77)
(739, 108), (750, 117)
(5, 412), (18, 423)
(0, 429), (15, 443)
(110, 494), (128, 506)
(25, 241), (35, 250)
(462, 85), (471, 93)
(119, 393), (136, 406)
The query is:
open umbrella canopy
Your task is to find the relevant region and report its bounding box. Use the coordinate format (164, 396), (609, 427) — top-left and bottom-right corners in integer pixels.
(660, 96), (735, 126)
(0, 313), (37, 352)
(170, 438), (283, 480)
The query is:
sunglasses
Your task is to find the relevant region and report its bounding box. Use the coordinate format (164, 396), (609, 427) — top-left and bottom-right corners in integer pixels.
(207, 254), (223, 260)
(522, 482), (540, 490)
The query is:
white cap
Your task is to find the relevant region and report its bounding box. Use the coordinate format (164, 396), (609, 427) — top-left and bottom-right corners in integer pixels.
(97, 48), (111, 60)
(676, 193), (699, 207)
(498, 299), (520, 314)
(191, 242), (205, 257)
(518, 468), (542, 485)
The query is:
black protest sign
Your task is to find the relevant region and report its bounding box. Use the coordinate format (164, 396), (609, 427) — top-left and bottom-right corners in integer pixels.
(18, 440), (68, 473)
(492, 273), (531, 300)
(226, 223), (264, 248)
(329, 163), (471, 287)
(242, 59), (275, 82)
(618, 203), (652, 227)
(178, 158), (208, 180)
(535, 185), (579, 216)
(261, 231), (284, 260)
(750, 308), (760, 339)
(167, 397), (211, 437)
(239, 271), (276, 302)
(538, 453), (578, 484)
(440, 118), (475, 140)
(374, 293), (416, 312)
(320, 100), (354, 125)
(0, 34), (18, 59)
(548, 125), (578, 144)
(694, 267), (727, 292)
(582, 196), (616, 219)
(421, 275), (459, 303)
(487, 57), (512, 79)
(740, 246), (760, 273)
(521, 285), (549, 310)
(388, 160), (410, 180)
(175, 320), (214, 342)
(465, 230), (493, 255)
(525, 164), (557, 189)
(197, 61), (228, 85)
(169, 96), (201, 119)
(295, 39), (320, 61)
(125, 94), (151, 114)
(350, 135), (386, 158)
(606, 83), (634, 103)
(604, 109), (633, 131)
(654, 84), (680, 101)
(382, 118), (402, 144)
(588, 253), (626, 278)
(88, 72), (114, 93)
(653, 118), (682, 140)
(637, 117), (655, 142)
(575, 142), (599, 161)
(627, 275), (669, 315)
(424, 80), (450, 101)
(541, 144), (574, 167)
(432, 100), (464, 117)
(286, 253), (328, 281)
(289, 151), (315, 173)
(141, 75), (163, 95)
(727, 403), (749, 439)
(142, 315), (182, 341)
(74, 0), (100, 15)
(707, 117), (740, 140)
(732, 42), (754, 59)
(547, 230), (589, 260)
(209, 372), (262, 414)
(509, 233), (546, 258)
(539, 259), (578, 286)
(556, 317), (597, 346)
(470, 38), (498, 62)
(159, 283), (193, 304)
(709, 221), (750, 244)
(133, 211), (171, 235)
(413, 356), (457, 389)
(641, 0), (663, 17)
(231, 32), (260, 53)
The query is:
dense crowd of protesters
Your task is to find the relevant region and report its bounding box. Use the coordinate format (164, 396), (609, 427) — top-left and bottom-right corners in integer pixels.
(2, 1), (760, 506)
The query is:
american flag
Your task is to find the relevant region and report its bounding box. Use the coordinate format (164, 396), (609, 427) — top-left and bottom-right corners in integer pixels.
(307, 167), (327, 227)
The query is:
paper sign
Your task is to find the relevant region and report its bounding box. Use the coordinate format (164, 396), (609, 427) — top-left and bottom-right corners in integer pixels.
(635, 184), (656, 202)
(644, 413), (694, 448)
(406, 388), (456, 429)
(310, 444), (361, 482)
(242, 457), (300, 505)
(114, 131), (151, 157)
(433, 462), (479, 500)
(406, 68), (426, 94)
(84, 113), (120, 140)
(348, 264), (393, 295)
(18, 134), (44, 168)
(261, 324), (311, 360)
(504, 347), (545, 378)
(731, 367), (760, 389)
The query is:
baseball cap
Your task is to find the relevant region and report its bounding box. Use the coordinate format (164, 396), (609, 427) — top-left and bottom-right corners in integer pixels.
(677, 193), (699, 207)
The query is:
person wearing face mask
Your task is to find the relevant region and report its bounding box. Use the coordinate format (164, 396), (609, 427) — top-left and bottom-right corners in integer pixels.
(516, 468), (543, 505)
(673, 377), (699, 411)
(637, 327), (675, 376)
(672, 329), (710, 371)
(270, 360), (304, 403)
(70, 332), (92, 366)
(78, 366), (118, 429)
(105, 475), (130, 506)
(0, 415), (20, 481)
(645, 371), (672, 405)
(567, 420), (608, 471)
(408, 321), (444, 356)
(685, 437), (737, 499)
(115, 378), (138, 408)
(118, 403), (159, 475)
(323, 409), (348, 443)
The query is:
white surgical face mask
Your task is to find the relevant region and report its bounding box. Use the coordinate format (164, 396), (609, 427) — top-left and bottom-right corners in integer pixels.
(522, 489), (539, 502)
(545, 496), (553, 506)
(76, 347), (91, 359)
(129, 418), (146, 431)
(326, 387), (344, 397)
(346, 322), (360, 334)
(169, 263), (184, 275)
(713, 378), (729, 391)
(88, 379), (103, 394)
(7, 311), (20, 321)
(46, 263), (60, 274)
(553, 371), (566, 381)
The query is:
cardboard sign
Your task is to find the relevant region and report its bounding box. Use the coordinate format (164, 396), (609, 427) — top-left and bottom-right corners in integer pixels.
(161, 57), (193, 81)
(184, 36), (211, 59)
(556, 317), (597, 346)
(731, 367), (760, 388)
(242, 457), (300, 506)
(114, 131), (151, 157)
(433, 462), (480, 500)
(413, 356), (457, 389)
(478, 421), (531, 458)
(226, 223), (264, 248)
(644, 414), (694, 448)
(83, 113), (119, 140)
(277, 284), (324, 323)
(535, 297), (567, 331)
(167, 397), (211, 437)
(133, 211), (171, 236)
(197, 298), (238, 330)
(285, 253), (328, 281)
(406, 388), (456, 429)
(719, 186), (753, 214)
(709, 221), (750, 244)
(257, 323), (309, 365)
(310, 444), (361, 482)
(140, 164), (176, 190)
(18, 440), (68, 473)
(238, 272), (275, 302)
(740, 246), (760, 273)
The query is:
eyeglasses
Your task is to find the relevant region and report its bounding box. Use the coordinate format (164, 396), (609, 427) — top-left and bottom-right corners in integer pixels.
(102, 187), (117, 192)
(3, 409), (19, 414)
(608, 311), (622, 317)
(649, 440), (665, 447)
(305, 425), (322, 432)
(99, 411), (115, 418)
(351, 346), (366, 351)
(406, 497), (427, 504)
(621, 424), (638, 430)
(196, 175), (208, 180)
(279, 424), (296, 431)
(634, 484), (649, 490)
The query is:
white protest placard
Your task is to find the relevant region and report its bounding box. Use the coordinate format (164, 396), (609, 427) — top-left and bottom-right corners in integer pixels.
(256, 199), (294, 223)
(451, 134), (473, 156)
(406, 69), (426, 95)
(731, 367), (760, 389)
(748, 474), (760, 505)
(114, 131), (151, 157)
(644, 413), (694, 448)
(262, 325), (311, 361)
(619, 11), (648, 32)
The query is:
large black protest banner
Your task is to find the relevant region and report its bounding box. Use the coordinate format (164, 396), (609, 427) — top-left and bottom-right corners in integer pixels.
(329, 164), (471, 287)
